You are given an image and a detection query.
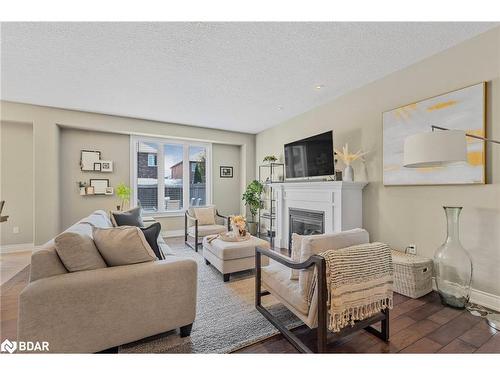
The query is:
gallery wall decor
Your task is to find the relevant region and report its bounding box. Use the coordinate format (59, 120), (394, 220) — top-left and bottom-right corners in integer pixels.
(80, 150), (101, 171)
(383, 82), (486, 185)
(220, 166), (234, 178)
(90, 179), (110, 195)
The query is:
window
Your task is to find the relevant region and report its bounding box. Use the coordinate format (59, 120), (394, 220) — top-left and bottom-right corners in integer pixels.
(132, 136), (211, 215)
(147, 154), (156, 167)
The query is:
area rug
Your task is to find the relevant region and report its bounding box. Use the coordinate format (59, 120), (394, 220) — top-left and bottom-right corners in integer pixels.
(119, 240), (301, 353)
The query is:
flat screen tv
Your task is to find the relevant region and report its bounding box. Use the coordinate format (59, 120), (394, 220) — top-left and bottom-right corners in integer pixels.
(284, 131), (334, 179)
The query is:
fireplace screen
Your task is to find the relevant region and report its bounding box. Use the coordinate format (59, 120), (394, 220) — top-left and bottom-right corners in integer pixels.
(288, 208), (325, 250)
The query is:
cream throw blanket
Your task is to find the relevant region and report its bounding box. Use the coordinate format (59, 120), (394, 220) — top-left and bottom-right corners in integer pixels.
(308, 242), (394, 332)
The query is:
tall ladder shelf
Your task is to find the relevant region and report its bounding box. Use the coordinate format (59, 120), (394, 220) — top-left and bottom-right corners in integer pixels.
(258, 162), (284, 248)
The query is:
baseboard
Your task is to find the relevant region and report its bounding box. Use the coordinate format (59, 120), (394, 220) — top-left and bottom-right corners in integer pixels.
(0, 243), (34, 254)
(162, 229), (184, 238)
(470, 288), (500, 312)
(432, 278), (500, 312)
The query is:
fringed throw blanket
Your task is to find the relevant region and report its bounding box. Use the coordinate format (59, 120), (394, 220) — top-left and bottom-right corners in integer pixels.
(309, 242), (394, 332)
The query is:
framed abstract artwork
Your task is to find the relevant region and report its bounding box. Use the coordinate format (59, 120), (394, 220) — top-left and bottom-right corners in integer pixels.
(383, 82), (486, 185)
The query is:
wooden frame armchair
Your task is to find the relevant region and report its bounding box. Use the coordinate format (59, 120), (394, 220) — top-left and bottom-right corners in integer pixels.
(184, 206), (231, 251)
(255, 229), (390, 353)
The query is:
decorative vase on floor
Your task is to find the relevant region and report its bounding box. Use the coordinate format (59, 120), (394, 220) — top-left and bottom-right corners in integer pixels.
(343, 165), (354, 182)
(433, 206), (473, 309)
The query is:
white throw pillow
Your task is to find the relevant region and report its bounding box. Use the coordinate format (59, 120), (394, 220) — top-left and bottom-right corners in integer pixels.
(193, 206), (216, 225)
(93, 226), (158, 266)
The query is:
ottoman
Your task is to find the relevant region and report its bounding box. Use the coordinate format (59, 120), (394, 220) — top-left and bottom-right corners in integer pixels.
(202, 235), (270, 282)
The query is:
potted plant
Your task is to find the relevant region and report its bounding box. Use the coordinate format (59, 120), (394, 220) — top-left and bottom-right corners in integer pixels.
(242, 180), (264, 235)
(115, 183), (131, 211)
(263, 155), (278, 164)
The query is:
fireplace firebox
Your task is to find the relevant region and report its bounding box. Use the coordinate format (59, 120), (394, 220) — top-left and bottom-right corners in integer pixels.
(288, 208), (325, 250)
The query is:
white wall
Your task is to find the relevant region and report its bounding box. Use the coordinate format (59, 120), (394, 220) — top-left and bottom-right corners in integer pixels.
(0, 121), (34, 246)
(256, 27), (500, 297)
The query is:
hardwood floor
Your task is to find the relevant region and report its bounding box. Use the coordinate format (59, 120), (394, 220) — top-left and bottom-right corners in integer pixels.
(1, 244), (498, 353)
(236, 292), (500, 353)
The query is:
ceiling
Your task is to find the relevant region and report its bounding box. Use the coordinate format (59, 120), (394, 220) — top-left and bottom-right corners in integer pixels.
(1, 22), (497, 134)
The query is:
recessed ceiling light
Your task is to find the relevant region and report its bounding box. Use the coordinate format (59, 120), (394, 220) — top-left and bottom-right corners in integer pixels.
(277, 106), (284, 111)
(315, 85), (325, 90)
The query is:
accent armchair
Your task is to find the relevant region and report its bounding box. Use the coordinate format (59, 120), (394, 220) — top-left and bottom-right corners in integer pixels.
(184, 205), (231, 251)
(255, 229), (391, 353)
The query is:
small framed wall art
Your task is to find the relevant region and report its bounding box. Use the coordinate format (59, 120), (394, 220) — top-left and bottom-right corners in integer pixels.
(80, 150), (101, 171)
(90, 179), (109, 195)
(220, 166), (233, 178)
(93, 162), (102, 172)
(100, 160), (113, 172)
(105, 187), (114, 195)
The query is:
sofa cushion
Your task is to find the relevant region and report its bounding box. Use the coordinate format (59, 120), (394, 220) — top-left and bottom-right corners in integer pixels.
(55, 232), (107, 272)
(299, 228), (370, 297)
(30, 242), (69, 282)
(29, 210), (113, 282)
(262, 260), (309, 315)
(193, 206), (216, 225)
(140, 223), (164, 260)
(290, 233), (302, 280)
(110, 206), (144, 227)
(188, 224), (226, 237)
(93, 226), (158, 266)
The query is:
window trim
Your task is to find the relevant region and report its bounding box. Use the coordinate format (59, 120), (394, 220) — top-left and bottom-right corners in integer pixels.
(130, 135), (212, 217)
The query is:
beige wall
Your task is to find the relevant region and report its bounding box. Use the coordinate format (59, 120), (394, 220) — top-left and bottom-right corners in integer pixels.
(59, 128), (130, 230)
(256, 27), (500, 296)
(59, 128), (244, 232)
(212, 144), (242, 217)
(1, 102), (255, 244)
(0, 121), (34, 246)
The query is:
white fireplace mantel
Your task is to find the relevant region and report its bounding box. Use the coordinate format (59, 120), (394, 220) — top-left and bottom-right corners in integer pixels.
(272, 181), (367, 248)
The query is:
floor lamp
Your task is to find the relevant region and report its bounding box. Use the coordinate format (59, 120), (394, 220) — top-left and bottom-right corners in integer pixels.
(403, 125), (500, 330)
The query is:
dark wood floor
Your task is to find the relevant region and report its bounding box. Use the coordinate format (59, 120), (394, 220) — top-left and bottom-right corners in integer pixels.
(1, 260), (499, 353)
(236, 291), (500, 353)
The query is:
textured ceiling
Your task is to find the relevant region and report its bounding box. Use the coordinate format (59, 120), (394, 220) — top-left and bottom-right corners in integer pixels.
(1, 22), (497, 133)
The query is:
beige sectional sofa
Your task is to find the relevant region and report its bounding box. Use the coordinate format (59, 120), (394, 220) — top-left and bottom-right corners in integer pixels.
(18, 210), (197, 353)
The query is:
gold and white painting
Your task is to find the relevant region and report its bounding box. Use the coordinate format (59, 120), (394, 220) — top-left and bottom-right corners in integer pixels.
(383, 82), (485, 185)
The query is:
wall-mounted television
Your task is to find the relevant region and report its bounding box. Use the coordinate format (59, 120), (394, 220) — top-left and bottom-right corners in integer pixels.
(284, 131), (334, 180)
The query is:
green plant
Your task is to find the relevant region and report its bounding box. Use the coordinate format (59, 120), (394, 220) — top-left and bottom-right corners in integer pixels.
(263, 155), (277, 163)
(116, 183), (131, 209)
(242, 180), (264, 221)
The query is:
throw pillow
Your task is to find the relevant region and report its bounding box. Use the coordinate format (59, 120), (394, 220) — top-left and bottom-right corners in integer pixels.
(93, 226), (158, 266)
(193, 206), (216, 225)
(140, 222), (164, 260)
(54, 232), (107, 272)
(290, 233), (302, 280)
(110, 206), (144, 227)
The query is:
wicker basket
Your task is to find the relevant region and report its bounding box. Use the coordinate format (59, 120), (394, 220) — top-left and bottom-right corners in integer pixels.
(391, 249), (433, 298)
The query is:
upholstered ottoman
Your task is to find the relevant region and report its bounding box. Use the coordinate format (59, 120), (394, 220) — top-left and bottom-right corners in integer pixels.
(202, 235), (270, 282)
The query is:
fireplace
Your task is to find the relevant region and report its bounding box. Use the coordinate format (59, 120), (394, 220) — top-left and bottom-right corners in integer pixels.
(288, 208), (325, 250)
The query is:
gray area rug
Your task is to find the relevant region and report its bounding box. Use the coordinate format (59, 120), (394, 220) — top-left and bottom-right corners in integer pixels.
(119, 241), (300, 353)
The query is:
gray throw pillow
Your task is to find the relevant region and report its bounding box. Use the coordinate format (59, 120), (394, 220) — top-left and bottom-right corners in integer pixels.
(54, 232), (107, 272)
(93, 226), (158, 266)
(110, 206), (144, 227)
(140, 222), (164, 260)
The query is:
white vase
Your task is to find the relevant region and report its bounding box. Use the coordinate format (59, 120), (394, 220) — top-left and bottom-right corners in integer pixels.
(344, 165), (354, 182)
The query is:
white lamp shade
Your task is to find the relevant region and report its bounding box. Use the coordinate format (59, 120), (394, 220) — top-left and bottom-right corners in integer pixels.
(403, 130), (467, 168)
